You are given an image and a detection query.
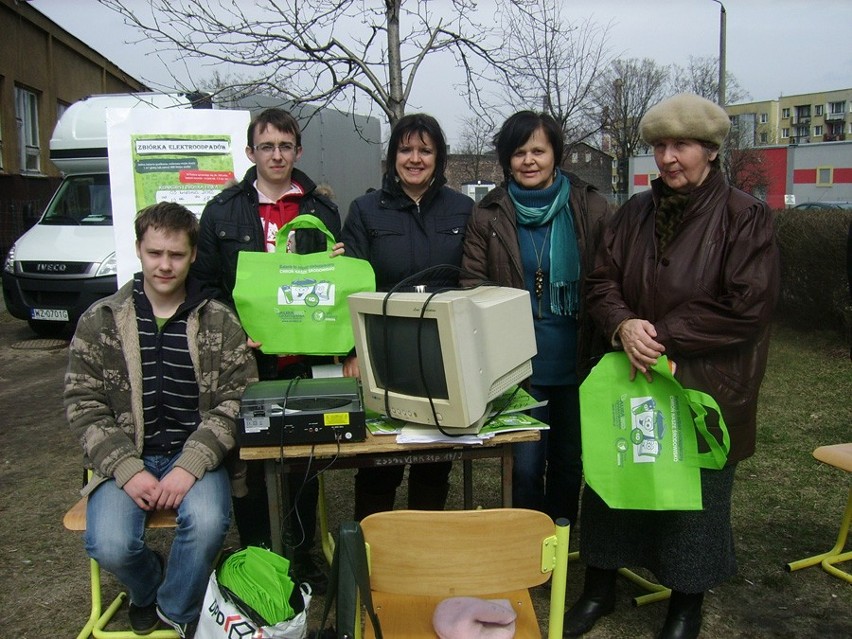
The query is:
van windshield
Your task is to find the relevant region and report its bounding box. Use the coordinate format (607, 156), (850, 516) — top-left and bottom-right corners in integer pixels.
(40, 174), (112, 226)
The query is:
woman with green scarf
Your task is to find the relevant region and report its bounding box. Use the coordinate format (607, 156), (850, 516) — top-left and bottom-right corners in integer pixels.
(460, 111), (610, 525)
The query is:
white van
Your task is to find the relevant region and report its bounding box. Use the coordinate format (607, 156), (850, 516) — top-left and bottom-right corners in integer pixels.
(2, 93), (203, 336)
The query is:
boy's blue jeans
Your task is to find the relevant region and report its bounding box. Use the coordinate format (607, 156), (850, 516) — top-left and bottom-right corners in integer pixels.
(85, 453), (230, 624)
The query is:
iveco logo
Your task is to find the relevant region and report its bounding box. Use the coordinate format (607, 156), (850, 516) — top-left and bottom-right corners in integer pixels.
(36, 263), (67, 272)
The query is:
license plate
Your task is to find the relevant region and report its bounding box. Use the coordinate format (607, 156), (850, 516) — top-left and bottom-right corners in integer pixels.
(30, 308), (69, 321)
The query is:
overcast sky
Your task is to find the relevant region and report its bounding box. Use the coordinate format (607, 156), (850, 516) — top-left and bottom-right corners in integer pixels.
(29, 0), (852, 146)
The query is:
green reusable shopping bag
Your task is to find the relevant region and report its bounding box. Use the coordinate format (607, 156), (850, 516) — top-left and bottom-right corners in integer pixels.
(579, 352), (730, 511)
(233, 215), (375, 355)
(217, 546), (296, 624)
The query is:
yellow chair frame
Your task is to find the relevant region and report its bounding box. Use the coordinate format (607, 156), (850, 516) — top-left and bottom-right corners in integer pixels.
(786, 443), (852, 584)
(359, 508), (570, 639)
(566, 551), (671, 607)
(63, 495), (180, 639)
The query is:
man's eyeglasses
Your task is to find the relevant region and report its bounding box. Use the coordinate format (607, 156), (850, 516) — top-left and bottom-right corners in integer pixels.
(253, 142), (298, 155)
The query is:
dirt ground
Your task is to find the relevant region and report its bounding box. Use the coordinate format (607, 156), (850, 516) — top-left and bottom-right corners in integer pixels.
(0, 308), (849, 638)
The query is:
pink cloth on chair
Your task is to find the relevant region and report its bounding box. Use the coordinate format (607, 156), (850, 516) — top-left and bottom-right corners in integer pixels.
(432, 597), (517, 639)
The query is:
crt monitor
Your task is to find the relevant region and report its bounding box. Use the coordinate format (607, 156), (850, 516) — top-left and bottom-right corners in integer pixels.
(347, 286), (537, 429)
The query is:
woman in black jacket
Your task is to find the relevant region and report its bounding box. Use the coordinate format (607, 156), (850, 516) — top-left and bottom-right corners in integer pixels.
(341, 113), (474, 519)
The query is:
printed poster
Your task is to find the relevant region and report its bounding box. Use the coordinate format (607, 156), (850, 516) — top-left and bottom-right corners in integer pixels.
(107, 108), (252, 286)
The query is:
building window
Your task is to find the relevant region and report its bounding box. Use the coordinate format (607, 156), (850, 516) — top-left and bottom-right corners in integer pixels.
(759, 113), (768, 124)
(829, 101), (846, 115)
(814, 125), (823, 136)
(782, 107), (790, 118)
(782, 127), (790, 139)
(571, 152), (578, 163)
(815, 104), (824, 116)
(816, 166), (833, 186)
(15, 86), (40, 173)
(759, 132), (768, 144)
(584, 152), (591, 163)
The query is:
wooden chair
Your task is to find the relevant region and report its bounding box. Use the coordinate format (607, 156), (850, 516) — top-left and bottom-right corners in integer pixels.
(786, 443), (852, 584)
(359, 508), (570, 639)
(63, 494), (179, 639)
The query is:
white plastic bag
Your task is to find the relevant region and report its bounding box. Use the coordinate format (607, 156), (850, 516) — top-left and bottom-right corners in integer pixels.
(195, 571), (311, 639)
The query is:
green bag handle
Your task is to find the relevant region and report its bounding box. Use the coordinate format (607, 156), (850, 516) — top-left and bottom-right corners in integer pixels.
(648, 356), (731, 470)
(275, 214), (336, 254)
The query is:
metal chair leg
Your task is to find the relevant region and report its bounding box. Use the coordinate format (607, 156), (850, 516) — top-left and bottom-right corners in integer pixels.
(567, 550), (672, 607)
(78, 558), (179, 639)
(787, 487), (852, 584)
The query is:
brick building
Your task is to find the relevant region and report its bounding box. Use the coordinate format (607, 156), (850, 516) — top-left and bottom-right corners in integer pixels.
(0, 0), (145, 256)
(445, 143), (615, 202)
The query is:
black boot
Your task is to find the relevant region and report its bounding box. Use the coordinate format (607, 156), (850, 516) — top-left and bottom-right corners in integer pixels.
(291, 549), (329, 596)
(563, 566), (617, 637)
(656, 591), (704, 639)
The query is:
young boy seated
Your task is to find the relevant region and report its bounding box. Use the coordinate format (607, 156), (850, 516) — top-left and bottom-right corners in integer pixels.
(64, 202), (257, 637)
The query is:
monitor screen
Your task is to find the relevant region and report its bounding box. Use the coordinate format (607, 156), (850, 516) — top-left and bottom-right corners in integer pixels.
(348, 286), (536, 429)
(365, 314), (449, 399)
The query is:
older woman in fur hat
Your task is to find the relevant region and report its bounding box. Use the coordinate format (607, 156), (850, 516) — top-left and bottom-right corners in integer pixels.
(563, 94), (780, 639)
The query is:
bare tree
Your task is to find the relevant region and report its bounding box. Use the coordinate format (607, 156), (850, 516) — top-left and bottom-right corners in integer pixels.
(669, 56), (749, 105)
(453, 114), (497, 183)
(457, 115), (494, 154)
(490, 0), (611, 144)
(593, 58), (669, 199)
(97, 0), (502, 126)
(194, 70), (263, 106)
(722, 120), (770, 198)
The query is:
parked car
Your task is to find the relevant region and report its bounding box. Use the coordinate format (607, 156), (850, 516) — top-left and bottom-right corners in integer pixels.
(792, 201), (852, 210)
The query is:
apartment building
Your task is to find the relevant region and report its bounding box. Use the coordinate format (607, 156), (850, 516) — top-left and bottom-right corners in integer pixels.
(726, 88), (852, 146)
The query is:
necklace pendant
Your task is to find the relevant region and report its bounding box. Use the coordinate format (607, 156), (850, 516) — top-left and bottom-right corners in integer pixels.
(534, 267), (544, 299)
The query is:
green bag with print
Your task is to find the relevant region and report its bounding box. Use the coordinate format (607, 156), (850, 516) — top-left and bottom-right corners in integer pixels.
(233, 215), (375, 355)
(579, 352), (730, 510)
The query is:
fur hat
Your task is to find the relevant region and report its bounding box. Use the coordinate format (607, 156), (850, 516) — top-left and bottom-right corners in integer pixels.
(639, 93), (731, 147)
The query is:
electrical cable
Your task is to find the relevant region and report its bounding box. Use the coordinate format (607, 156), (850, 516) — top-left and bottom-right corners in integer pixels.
(379, 264), (507, 437)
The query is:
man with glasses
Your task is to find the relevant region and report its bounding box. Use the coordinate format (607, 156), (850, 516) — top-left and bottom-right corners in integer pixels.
(193, 108), (341, 594)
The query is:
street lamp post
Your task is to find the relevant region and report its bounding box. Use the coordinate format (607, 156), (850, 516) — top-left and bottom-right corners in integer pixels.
(613, 77), (628, 199)
(711, 0), (727, 106)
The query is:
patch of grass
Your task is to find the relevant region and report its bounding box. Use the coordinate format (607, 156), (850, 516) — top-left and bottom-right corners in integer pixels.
(2, 319), (849, 638)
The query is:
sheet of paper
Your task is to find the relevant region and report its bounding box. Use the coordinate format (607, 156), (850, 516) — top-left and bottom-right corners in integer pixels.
(311, 363), (344, 378)
(397, 423), (485, 445)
